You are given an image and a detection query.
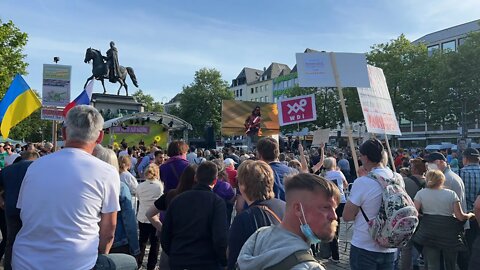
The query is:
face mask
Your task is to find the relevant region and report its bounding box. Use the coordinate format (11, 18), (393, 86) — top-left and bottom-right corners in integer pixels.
(299, 203), (321, 245)
(427, 163), (439, 171)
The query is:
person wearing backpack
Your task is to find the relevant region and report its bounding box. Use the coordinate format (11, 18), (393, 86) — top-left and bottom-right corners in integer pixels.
(401, 158), (427, 270)
(343, 139), (404, 270)
(236, 173), (340, 270)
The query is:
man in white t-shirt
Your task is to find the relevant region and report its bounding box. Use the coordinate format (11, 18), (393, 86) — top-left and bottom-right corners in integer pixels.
(343, 139), (396, 270)
(12, 105), (137, 270)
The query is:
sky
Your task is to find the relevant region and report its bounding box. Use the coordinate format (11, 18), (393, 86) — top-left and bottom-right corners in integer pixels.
(1, 0), (479, 103)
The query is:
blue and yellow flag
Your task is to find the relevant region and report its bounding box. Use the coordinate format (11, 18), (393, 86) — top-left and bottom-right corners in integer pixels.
(0, 74), (41, 138)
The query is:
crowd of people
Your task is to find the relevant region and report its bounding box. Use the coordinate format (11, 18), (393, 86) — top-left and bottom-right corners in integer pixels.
(0, 105), (478, 270)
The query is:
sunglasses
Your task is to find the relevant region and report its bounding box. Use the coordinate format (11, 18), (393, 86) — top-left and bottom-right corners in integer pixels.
(4, 148), (10, 150)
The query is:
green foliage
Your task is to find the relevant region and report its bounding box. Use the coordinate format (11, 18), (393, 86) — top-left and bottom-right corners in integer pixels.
(132, 89), (164, 113)
(0, 20), (28, 98)
(176, 68), (234, 138)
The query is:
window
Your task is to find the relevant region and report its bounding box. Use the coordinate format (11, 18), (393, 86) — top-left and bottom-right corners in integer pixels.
(240, 89), (242, 96)
(265, 96), (268, 102)
(442, 40), (456, 52)
(260, 97), (264, 102)
(251, 88), (254, 94)
(236, 90), (239, 97)
(255, 87), (258, 93)
(274, 97), (278, 103)
(427, 44), (439, 56)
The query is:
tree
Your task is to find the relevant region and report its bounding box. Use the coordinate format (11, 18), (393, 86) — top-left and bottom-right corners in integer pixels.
(176, 68), (234, 138)
(367, 34), (430, 123)
(0, 20), (28, 98)
(132, 89), (163, 112)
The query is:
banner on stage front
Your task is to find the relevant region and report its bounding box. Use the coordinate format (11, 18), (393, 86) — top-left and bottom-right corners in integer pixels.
(42, 64), (71, 107)
(296, 52), (370, 88)
(221, 100), (280, 136)
(357, 65), (401, 136)
(277, 94), (317, 126)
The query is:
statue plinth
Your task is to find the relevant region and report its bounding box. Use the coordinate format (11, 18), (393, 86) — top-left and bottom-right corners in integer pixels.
(91, 93), (144, 121)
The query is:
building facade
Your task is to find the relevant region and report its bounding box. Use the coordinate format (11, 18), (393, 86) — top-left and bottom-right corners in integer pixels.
(399, 19), (480, 146)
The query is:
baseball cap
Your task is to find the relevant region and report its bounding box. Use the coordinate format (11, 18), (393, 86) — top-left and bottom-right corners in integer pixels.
(463, 148), (480, 159)
(224, 158), (237, 166)
(425, 152), (446, 162)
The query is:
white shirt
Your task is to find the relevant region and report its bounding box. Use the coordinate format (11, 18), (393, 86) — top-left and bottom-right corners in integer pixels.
(348, 167), (397, 253)
(325, 170), (347, 203)
(120, 171), (138, 195)
(4, 152), (20, 166)
(136, 180), (164, 223)
(13, 148), (120, 270)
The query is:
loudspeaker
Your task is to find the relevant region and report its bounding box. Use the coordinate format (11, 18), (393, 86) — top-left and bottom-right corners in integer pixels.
(205, 126), (215, 149)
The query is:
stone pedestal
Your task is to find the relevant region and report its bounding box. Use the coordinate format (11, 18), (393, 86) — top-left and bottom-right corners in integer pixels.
(91, 93), (144, 121)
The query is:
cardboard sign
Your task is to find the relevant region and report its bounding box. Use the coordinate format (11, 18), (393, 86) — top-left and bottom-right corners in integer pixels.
(277, 94), (317, 126)
(312, 128), (331, 146)
(296, 52), (370, 88)
(42, 64), (71, 107)
(357, 65), (401, 136)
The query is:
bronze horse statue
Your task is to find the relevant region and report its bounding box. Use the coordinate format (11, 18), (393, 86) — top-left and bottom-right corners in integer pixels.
(84, 48), (138, 95)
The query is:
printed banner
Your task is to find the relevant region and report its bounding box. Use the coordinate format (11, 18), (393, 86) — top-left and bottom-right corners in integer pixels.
(42, 64), (71, 107)
(112, 126), (150, 134)
(357, 65), (401, 136)
(277, 94), (317, 126)
(221, 100), (280, 136)
(296, 52), (370, 88)
(41, 107), (64, 121)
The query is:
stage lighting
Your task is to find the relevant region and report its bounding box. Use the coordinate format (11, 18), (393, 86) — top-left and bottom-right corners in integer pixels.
(168, 120), (174, 128)
(157, 117), (163, 124)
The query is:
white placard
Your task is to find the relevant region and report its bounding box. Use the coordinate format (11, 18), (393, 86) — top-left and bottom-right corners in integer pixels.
(42, 64), (71, 107)
(296, 52), (370, 88)
(357, 65), (401, 136)
(312, 128), (331, 146)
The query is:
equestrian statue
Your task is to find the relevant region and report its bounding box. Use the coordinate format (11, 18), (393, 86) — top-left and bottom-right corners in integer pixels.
(84, 41), (138, 96)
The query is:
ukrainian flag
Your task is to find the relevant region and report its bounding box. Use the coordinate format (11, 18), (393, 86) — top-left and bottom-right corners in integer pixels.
(0, 74), (41, 138)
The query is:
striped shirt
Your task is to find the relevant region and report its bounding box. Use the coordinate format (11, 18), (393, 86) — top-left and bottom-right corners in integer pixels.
(460, 163), (480, 211)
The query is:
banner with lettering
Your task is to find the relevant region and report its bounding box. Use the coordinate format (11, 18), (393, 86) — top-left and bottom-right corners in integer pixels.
(277, 94), (317, 126)
(357, 65), (401, 136)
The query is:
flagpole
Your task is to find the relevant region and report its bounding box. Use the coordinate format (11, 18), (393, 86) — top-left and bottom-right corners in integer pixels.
(52, 121), (57, 150)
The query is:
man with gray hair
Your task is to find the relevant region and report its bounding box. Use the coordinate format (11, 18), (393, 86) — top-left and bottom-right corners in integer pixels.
(12, 105), (137, 269)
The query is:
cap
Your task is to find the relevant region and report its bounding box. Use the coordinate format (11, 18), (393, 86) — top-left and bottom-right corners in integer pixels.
(463, 148), (480, 159)
(425, 152), (446, 162)
(224, 158), (237, 166)
(0, 143), (4, 147)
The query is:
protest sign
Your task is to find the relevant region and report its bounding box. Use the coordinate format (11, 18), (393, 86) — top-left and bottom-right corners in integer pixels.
(357, 65), (401, 136)
(277, 94), (317, 126)
(312, 128), (331, 146)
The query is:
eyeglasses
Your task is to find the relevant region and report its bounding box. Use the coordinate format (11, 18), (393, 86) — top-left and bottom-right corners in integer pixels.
(4, 148), (10, 150)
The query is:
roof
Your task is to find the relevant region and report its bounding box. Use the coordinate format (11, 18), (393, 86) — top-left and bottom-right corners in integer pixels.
(236, 67), (263, 84)
(412, 19), (480, 45)
(262, 62), (291, 80)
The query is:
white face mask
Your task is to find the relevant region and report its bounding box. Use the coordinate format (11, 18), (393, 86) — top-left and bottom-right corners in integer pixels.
(427, 163), (439, 171)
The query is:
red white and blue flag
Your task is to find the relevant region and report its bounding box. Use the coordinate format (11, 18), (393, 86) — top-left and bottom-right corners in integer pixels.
(62, 80), (94, 117)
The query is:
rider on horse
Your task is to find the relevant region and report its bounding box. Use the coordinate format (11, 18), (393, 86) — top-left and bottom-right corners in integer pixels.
(103, 41), (121, 83)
